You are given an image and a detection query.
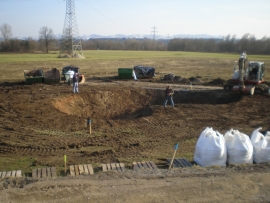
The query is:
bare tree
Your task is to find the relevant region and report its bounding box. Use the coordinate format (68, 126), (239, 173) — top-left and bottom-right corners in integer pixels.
(0, 23), (12, 40)
(39, 26), (54, 53)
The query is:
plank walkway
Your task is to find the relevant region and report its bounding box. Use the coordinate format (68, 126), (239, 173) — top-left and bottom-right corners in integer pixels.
(69, 164), (94, 176)
(101, 163), (125, 172)
(0, 170), (22, 178)
(32, 167), (57, 179)
(166, 158), (193, 168)
(132, 161), (158, 170)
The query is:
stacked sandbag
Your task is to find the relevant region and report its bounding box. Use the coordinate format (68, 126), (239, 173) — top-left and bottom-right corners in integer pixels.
(251, 127), (270, 164)
(194, 127), (227, 167)
(224, 129), (253, 165)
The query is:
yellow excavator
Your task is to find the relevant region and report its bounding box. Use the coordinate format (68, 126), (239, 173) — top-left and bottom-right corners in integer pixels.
(224, 52), (269, 95)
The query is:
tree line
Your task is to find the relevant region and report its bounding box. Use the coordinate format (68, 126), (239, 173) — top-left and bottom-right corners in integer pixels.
(1, 23), (270, 54)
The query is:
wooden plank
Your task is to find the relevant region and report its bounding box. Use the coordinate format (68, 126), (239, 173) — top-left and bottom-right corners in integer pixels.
(47, 168), (52, 178)
(167, 158), (180, 168)
(145, 162), (153, 169)
(133, 162), (139, 170)
(149, 161), (158, 170)
(138, 162), (144, 169)
(183, 158), (193, 167)
(102, 164), (107, 172)
(32, 169), (37, 178)
(51, 167), (57, 178)
(115, 163), (121, 171)
(166, 159), (171, 166)
(113, 163), (120, 171)
(78, 165), (84, 175)
(83, 165), (89, 175)
(74, 165), (79, 176)
(16, 170), (22, 177)
(42, 168), (47, 178)
(69, 165), (75, 176)
(176, 159), (184, 167)
(178, 158), (189, 167)
(167, 158), (175, 167)
(6, 171), (12, 177)
(110, 163), (117, 171)
(11, 170), (16, 177)
(2, 171), (6, 178)
(87, 164), (94, 175)
(119, 163), (125, 171)
(141, 162), (149, 169)
(37, 168), (42, 178)
(106, 164), (111, 171)
(174, 159), (185, 168)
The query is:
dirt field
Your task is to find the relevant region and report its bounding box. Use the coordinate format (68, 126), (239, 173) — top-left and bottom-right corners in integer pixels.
(1, 55), (270, 202)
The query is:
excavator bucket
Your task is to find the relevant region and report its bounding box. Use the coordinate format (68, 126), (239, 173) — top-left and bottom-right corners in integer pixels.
(79, 75), (85, 84)
(232, 85), (255, 95)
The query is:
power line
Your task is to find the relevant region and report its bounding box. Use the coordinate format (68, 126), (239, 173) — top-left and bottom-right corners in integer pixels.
(80, 0), (134, 35)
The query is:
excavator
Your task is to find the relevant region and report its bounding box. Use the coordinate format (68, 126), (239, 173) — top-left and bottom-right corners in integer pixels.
(224, 52), (269, 95)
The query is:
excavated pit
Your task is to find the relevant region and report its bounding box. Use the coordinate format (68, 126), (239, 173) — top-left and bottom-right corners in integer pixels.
(1, 83), (269, 173)
(53, 89), (242, 119)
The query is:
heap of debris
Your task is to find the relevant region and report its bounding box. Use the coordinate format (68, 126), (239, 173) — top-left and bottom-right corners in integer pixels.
(207, 78), (227, 86)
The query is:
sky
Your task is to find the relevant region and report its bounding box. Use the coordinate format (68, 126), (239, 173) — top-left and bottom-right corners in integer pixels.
(0, 0), (269, 39)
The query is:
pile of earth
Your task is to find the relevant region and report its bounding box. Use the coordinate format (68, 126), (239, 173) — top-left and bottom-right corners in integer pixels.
(207, 78), (227, 86)
(162, 74), (203, 85)
(58, 54), (85, 59)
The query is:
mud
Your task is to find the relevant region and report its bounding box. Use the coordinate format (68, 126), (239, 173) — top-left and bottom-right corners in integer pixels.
(0, 80), (270, 171)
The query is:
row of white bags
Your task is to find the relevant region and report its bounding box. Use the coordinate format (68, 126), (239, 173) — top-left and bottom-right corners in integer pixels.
(194, 127), (270, 167)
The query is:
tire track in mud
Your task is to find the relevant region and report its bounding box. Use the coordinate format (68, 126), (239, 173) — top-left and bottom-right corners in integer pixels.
(1, 84), (270, 165)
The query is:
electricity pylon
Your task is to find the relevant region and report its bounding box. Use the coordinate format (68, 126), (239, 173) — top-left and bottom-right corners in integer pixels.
(151, 26), (158, 40)
(60, 0), (83, 57)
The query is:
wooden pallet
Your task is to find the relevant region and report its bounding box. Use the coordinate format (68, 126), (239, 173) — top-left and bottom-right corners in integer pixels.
(69, 164), (94, 176)
(32, 167), (57, 178)
(132, 161), (158, 170)
(167, 158), (193, 168)
(0, 170), (22, 178)
(101, 163), (125, 172)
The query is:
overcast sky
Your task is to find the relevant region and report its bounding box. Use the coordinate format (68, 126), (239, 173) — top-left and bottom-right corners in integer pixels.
(0, 0), (269, 39)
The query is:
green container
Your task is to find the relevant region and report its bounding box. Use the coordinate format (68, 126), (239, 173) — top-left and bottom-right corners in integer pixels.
(24, 69), (44, 84)
(118, 68), (133, 79)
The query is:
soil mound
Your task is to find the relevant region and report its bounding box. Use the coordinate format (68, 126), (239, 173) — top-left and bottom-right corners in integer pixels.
(207, 78), (227, 86)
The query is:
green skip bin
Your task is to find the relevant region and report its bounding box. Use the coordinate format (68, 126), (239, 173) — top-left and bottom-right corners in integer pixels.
(118, 68), (133, 79)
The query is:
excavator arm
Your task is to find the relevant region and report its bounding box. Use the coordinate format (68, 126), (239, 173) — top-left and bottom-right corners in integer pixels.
(238, 52), (247, 91)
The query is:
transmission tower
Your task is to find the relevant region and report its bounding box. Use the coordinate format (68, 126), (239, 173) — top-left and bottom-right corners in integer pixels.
(151, 26), (158, 40)
(60, 0), (83, 57)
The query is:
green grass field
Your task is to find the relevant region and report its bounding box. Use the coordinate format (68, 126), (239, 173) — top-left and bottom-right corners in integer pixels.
(0, 51), (269, 82)
(1, 51), (269, 62)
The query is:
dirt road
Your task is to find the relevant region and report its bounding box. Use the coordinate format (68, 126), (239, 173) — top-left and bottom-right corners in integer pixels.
(1, 164), (270, 203)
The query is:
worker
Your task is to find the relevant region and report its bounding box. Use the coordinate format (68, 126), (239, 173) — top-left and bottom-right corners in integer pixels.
(164, 85), (174, 108)
(250, 66), (259, 80)
(73, 73), (79, 93)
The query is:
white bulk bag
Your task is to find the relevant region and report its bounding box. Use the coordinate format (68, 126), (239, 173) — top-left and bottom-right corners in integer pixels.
(194, 127), (227, 167)
(251, 127), (270, 163)
(224, 129), (253, 165)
